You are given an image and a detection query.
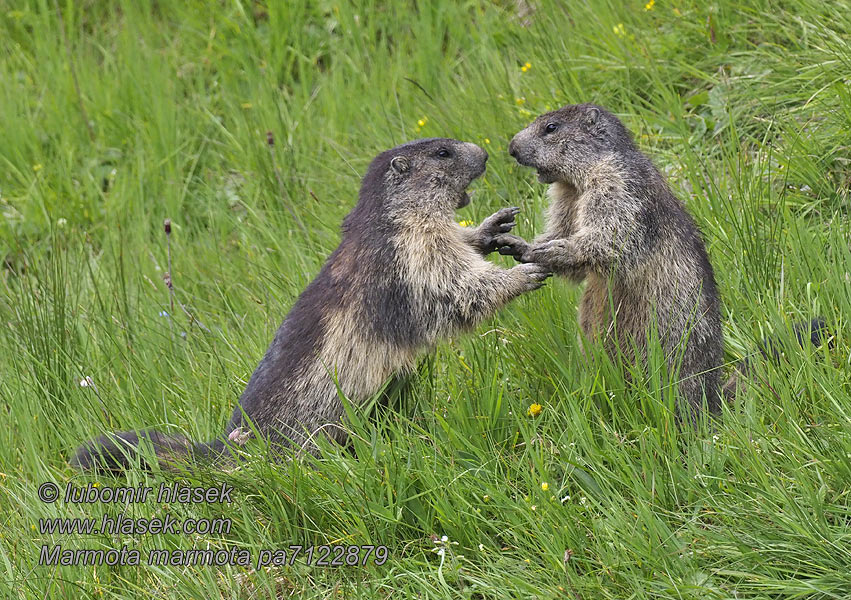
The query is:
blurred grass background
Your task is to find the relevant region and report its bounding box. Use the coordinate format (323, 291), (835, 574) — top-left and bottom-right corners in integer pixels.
(0, 0), (849, 597)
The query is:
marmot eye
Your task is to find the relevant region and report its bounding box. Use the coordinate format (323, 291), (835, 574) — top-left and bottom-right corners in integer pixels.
(436, 148), (452, 158)
(544, 122), (559, 134)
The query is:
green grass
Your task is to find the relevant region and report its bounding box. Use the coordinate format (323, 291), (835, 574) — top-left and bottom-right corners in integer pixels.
(1, 0), (849, 597)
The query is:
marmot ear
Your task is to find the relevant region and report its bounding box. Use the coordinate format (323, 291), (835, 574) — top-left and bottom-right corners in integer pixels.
(390, 156), (409, 174)
(585, 107), (600, 126)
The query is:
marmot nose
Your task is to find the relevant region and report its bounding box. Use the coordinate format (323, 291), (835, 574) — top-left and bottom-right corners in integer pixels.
(508, 140), (518, 159)
(482, 150), (489, 163)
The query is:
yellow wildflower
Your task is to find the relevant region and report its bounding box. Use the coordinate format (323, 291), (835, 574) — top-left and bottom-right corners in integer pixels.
(515, 97), (525, 105)
(541, 482), (549, 491)
(417, 117), (427, 128)
(645, 0), (655, 10)
(484, 138), (491, 145)
(457, 220), (473, 227)
(33, 164), (43, 172)
(613, 23), (626, 37)
(527, 403), (543, 417)
(520, 62), (531, 72)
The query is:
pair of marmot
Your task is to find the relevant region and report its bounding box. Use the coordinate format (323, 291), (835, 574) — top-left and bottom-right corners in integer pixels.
(74, 105), (826, 472)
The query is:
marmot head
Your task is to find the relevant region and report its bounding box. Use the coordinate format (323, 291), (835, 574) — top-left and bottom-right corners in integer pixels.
(360, 138), (488, 218)
(508, 104), (635, 185)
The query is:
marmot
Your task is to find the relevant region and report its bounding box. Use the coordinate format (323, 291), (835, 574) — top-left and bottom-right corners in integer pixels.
(497, 104), (724, 415)
(498, 104), (831, 414)
(72, 138), (550, 472)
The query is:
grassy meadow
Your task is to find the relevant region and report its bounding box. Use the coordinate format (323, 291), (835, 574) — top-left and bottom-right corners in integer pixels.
(1, 0), (850, 597)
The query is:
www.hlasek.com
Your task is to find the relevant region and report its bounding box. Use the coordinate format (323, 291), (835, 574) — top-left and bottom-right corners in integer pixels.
(37, 481), (388, 568)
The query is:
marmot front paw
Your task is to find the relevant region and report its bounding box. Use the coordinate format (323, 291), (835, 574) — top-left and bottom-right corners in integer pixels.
(513, 262), (552, 291)
(495, 233), (532, 261)
(521, 239), (570, 266)
(474, 206), (521, 252)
